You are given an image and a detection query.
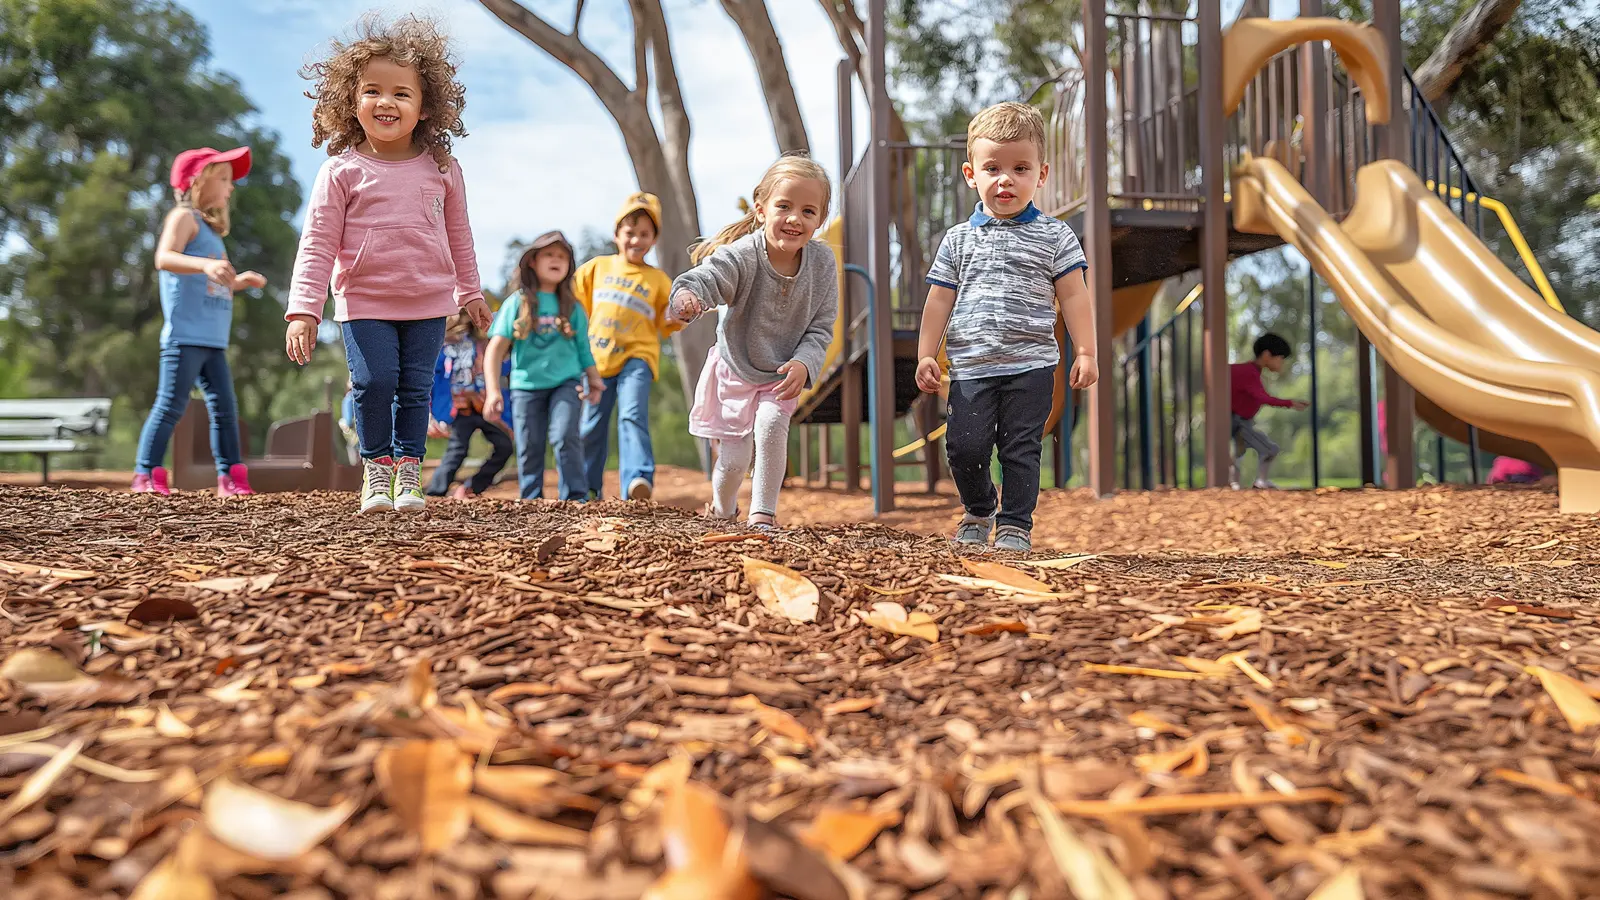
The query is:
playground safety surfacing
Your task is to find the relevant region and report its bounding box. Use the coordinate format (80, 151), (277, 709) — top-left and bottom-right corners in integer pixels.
(0, 483), (1596, 898)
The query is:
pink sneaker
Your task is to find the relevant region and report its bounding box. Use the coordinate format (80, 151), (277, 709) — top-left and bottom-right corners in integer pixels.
(227, 464), (254, 496)
(133, 467), (172, 495)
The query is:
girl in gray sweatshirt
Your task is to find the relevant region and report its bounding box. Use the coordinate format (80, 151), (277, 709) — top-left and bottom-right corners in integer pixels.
(669, 154), (839, 528)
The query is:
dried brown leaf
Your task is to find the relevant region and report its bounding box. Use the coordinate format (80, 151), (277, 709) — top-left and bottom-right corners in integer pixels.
(188, 573), (278, 594)
(1135, 738), (1209, 778)
(0, 737), (82, 827)
(733, 695), (814, 747)
(376, 739), (473, 854)
(0, 560), (96, 581)
(643, 781), (761, 900)
(202, 778), (356, 860)
(1526, 666), (1600, 733)
(0, 648), (143, 705)
(470, 796), (588, 847)
(741, 556), (819, 623)
(800, 805), (901, 860)
(963, 620), (1028, 636)
(858, 602), (938, 642)
(127, 596), (200, 624)
(155, 704), (194, 738)
(1028, 791), (1138, 900)
(474, 765), (566, 807)
(1018, 554), (1099, 570)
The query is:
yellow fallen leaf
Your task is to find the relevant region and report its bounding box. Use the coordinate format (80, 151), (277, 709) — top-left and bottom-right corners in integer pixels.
(1018, 555), (1099, 570)
(1245, 697), (1309, 746)
(129, 852), (216, 900)
(202, 779), (356, 860)
(204, 675), (260, 704)
(242, 748), (293, 767)
(1028, 791), (1137, 900)
(474, 765), (566, 808)
(1135, 739), (1209, 777)
(1525, 538), (1561, 551)
(0, 560), (97, 581)
(858, 602), (938, 642)
(799, 805), (901, 860)
(376, 740), (473, 854)
(731, 695), (814, 747)
(1307, 866), (1364, 900)
(1084, 663), (1210, 680)
(188, 573), (278, 594)
(822, 696), (880, 716)
(288, 673), (326, 691)
(956, 559), (1057, 595)
(1308, 560), (1350, 569)
(0, 738), (84, 827)
(1175, 656), (1236, 677)
(1526, 666), (1600, 733)
(741, 556), (818, 624)
(1127, 710), (1191, 737)
(1221, 653), (1274, 690)
(155, 704), (194, 738)
(469, 796), (588, 847)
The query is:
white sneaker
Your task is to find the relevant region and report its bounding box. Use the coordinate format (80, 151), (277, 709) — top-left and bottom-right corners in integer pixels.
(1253, 478), (1280, 490)
(393, 457), (426, 512)
(627, 477), (653, 501)
(361, 457), (395, 513)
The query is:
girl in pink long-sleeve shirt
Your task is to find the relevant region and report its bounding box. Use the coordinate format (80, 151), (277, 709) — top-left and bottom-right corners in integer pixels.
(285, 15), (491, 514)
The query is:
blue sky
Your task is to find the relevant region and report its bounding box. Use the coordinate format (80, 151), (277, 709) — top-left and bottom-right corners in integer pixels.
(177, 0), (859, 282)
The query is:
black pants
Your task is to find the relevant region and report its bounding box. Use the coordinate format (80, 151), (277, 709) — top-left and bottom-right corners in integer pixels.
(945, 366), (1055, 531)
(426, 413), (514, 496)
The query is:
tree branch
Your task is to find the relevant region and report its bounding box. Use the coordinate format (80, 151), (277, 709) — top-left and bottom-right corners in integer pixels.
(627, 0), (649, 98)
(632, 0), (699, 231)
(476, 0), (636, 112)
(719, 0), (809, 152)
(1414, 0), (1523, 104)
(572, 0), (587, 34)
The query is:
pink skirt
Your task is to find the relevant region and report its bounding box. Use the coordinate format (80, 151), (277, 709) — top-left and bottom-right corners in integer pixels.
(688, 346), (798, 441)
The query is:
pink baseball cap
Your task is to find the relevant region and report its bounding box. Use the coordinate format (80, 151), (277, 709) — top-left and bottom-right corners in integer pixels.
(170, 146), (252, 192)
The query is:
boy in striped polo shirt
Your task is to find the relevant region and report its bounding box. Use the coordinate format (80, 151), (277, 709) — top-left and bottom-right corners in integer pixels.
(916, 102), (1098, 552)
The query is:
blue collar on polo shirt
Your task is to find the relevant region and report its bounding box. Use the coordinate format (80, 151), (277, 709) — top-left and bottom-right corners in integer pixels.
(969, 201), (1044, 227)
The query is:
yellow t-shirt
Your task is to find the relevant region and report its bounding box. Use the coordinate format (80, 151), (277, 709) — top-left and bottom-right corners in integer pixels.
(574, 255), (679, 379)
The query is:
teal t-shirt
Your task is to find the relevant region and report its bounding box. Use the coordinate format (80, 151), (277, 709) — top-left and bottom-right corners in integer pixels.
(490, 291), (595, 392)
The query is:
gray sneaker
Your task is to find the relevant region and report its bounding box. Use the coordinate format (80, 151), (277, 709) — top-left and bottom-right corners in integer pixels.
(994, 526), (1032, 552)
(953, 514), (995, 546)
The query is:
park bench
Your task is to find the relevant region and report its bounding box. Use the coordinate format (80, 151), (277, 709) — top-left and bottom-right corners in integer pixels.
(0, 398), (112, 483)
(171, 397), (360, 493)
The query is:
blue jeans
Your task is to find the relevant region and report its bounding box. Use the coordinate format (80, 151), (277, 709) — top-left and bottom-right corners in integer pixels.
(136, 344), (241, 475)
(342, 318), (446, 461)
(580, 357), (655, 497)
(512, 384), (587, 500)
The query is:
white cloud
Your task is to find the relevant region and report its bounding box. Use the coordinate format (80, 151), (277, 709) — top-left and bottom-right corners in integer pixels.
(198, 0), (853, 281)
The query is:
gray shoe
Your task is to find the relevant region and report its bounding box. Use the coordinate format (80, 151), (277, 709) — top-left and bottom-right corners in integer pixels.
(994, 526), (1032, 552)
(954, 514), (995, 546)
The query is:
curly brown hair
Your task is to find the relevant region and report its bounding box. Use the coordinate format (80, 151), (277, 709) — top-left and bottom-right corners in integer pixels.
(300, 13), (467, 172)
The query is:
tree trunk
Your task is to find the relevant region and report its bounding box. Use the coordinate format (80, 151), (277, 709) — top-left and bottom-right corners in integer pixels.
(1414, 0), (1523, 104)
(719, 0), (810, 152)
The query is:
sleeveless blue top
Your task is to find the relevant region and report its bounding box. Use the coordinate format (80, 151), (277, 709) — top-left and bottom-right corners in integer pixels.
(159, 212), (233, 349)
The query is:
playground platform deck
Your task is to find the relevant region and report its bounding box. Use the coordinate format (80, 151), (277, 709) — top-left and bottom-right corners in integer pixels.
(1, 484), (1596, 898)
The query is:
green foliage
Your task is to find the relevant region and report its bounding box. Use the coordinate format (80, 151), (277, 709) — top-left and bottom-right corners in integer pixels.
(0, 0), (328, 471)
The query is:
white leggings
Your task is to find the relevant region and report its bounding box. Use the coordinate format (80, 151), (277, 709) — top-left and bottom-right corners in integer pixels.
(711, 402), (792, 520)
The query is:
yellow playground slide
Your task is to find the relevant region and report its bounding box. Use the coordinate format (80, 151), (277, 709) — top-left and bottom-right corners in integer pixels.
(1233, 155), (1600, 512)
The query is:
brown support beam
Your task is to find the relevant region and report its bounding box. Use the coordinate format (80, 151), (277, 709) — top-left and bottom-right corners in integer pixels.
(1198, 0), (1231, 489)
(867, 0), (895, 513)
(1373, 0), (1415, 489)
(1084, 0), (1116, 499)
(1299, 0), (1330, 206)
(799, 425), (811, 485)
(841, 362), (863, 491)
(819, 424), (832, 489)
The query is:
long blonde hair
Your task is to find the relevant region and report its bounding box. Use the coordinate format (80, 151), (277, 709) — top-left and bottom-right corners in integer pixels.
(690, 152), (831, 264)
(177, 162), (234, 236)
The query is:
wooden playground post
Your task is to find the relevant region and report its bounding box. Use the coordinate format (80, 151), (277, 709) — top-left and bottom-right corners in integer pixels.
(1198, 0), (1231, 489)
(1083, 0), (1116, 499)
(837, 58), (862, 494)
(1373, 0), (1416, 489)
(867, 0), (896, 513)
(1302, 0), (1330, 488)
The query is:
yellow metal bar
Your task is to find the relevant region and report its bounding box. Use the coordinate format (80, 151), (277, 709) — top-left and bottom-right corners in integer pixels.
(892, 423), (947, 459)
(1423, 180), (1563, 313)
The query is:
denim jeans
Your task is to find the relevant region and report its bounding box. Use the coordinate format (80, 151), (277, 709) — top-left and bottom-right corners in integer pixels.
(512, 383), (587, 500)
(580, 357), (655, 497)
(945, 365), (1055, 531)
(342, 318), (446, 461)
(426, 413), (513, 495)
(135, 344), (241, 475)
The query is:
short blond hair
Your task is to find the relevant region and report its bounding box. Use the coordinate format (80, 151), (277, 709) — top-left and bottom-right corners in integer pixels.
(967, 102), (1046, 157)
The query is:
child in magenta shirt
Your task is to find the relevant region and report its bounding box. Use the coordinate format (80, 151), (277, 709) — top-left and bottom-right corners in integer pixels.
(1229, 333), (1307, 489)
(284, 16), (491, 514)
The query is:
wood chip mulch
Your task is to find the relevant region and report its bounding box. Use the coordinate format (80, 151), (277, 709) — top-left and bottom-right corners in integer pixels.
(1, 483), (1598, 900)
